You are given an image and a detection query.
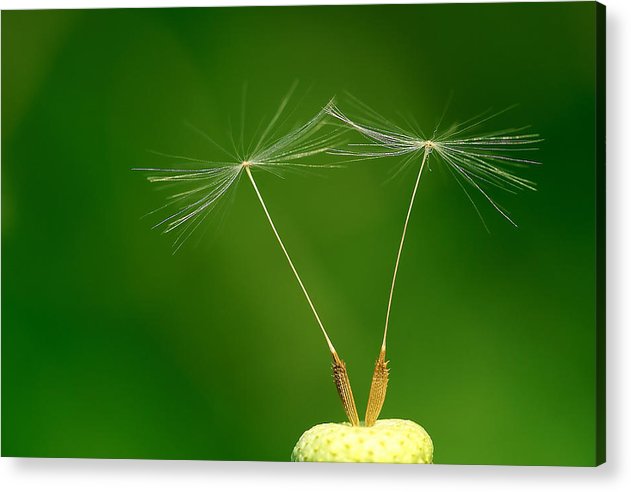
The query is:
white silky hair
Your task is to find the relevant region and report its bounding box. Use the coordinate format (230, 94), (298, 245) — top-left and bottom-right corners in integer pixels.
(134, 88), (340, 252)
(326, 99), (541, 230)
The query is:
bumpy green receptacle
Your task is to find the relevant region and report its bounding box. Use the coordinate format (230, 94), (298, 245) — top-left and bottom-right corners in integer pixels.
(291, 418), (433, 464)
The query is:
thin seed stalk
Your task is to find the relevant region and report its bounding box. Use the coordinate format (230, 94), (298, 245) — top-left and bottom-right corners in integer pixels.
(365, 148), (430, 426)
(245, 165), (359, 426)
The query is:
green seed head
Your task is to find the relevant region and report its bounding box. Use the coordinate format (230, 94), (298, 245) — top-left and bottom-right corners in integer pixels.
(291, 418), (433, 464)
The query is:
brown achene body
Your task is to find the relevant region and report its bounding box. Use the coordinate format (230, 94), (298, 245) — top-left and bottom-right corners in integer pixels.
(332, 352), (360, 426)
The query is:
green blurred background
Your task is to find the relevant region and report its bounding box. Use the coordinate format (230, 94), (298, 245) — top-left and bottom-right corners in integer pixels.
(2, 3), (599, 465)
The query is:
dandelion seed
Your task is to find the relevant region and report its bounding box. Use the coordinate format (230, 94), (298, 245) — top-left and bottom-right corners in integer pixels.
(327, 100), (541, 426)
(135, 91), (360, 426)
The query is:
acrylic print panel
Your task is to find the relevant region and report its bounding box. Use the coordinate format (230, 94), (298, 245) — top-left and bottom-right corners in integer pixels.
(1, 1), (605, 466)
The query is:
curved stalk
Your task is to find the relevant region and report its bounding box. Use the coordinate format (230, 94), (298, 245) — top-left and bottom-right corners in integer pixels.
(365, 147), (430, 426)
(245, 166), (359, 426)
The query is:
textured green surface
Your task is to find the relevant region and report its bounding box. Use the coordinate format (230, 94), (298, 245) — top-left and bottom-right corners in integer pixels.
(2, 3), (600, 465)
(292, 419), (433, 463)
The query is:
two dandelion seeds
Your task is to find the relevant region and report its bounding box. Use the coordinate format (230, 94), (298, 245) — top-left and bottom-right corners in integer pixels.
(137, 92), (540, 463)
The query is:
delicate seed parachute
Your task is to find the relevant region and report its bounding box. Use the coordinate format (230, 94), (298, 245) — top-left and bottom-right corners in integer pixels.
(135, 95), (341, 252)
(135, 90), (361, 426)
(326, 98), (541, 426)
(326, 102), (542, 229)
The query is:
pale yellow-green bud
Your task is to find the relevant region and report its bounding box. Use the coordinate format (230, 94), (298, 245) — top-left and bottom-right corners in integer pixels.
(291, 419), (433, 464)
